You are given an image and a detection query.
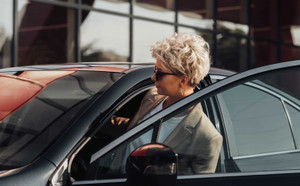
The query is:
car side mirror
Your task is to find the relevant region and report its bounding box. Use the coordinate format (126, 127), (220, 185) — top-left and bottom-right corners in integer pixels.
(125, 143), (178, 186)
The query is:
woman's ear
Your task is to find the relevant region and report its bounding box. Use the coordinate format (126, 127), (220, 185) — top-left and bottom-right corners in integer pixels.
(180, 75), (189, 85)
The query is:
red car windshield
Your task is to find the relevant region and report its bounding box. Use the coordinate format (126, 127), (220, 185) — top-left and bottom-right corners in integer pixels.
(0, 70), (124, 170)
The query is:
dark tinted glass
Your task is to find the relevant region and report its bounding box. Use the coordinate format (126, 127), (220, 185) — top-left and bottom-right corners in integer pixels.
(217, 0), (249, 35)
(251, 0), (278, 41)
(280, 0), (300, 45)
(0, 70), (123, 170)
(18, 1), (76, 65)
(219, 84), (294, 156)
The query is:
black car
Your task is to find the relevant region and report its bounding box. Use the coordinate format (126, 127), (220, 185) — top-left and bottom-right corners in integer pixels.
(0, 61), (299, 185)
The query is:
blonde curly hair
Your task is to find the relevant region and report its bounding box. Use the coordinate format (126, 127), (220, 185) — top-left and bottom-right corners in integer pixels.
(150, 33), (211, 87)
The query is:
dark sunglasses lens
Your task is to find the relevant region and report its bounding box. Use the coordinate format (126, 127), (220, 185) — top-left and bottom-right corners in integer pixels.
(154, 67), (160, 81)
(154, 71), (162, 81)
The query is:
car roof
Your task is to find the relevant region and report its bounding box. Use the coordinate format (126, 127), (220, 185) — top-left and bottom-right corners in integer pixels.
(0, 62), (235, 77)
(0, 62), (154, 74)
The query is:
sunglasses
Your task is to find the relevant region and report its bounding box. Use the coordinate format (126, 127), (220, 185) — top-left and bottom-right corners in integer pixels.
(154, 66), (177, 81)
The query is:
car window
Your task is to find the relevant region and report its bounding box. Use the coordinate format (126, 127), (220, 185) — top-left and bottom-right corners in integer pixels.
(79, 97), (222, 182)
(70, 87), (153, 181)
(86, 127), (154, 180)
(0, 70), (123, 170)
(218, 84), (295, 156)
(216, 67), (300, 172)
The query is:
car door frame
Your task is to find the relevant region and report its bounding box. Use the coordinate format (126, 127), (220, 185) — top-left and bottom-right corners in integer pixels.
(71, 60), (300, 186)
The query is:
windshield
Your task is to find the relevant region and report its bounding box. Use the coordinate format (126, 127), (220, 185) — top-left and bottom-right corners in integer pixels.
(0, 70), (124, 170)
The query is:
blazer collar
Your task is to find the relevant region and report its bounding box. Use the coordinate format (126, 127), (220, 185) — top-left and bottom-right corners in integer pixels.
(163, 103), (203, 148)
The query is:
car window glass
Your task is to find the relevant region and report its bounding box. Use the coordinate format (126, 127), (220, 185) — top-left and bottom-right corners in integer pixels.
(218, 84), (295, 157)
(70, 87), (152, 181)
(156, 102), (223, 175)
(286, 103), (300, 146)
(0, 71), (122, 170)
(85, 127), (153, 180)
(217, 67), (300, 173)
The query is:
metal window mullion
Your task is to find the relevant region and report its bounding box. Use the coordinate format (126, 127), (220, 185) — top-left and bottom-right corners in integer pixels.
(129, 0), (133, 63)
(75, 0), (81, 62)
(247, 0), (252, 69)
(212, 0), (218, 66)
(281, 99), (298, 149)
(277, 0), (281, 62)
(12, 0), (18, 67)
(174, 0), (178, 33)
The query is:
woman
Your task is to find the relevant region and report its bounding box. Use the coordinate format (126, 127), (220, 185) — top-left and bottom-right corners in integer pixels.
(112, 33), (222, 174)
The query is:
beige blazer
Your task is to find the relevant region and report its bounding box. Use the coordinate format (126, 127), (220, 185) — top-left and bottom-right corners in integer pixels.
(127, 88), (223, 174)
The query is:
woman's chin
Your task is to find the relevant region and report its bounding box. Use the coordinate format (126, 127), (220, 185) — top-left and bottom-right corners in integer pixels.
(156, 89), (166, 96)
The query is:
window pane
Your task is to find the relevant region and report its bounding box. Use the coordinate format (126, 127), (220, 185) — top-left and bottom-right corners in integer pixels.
(82, 0), (130, 14)
(281, 0), (300, 46)
(18, 1), (76, 65)
(217, 0), (249, 35)
(0, 0), (12, 68)
(157, 102), (222, 175)
(178, 27), (214, 59)
(86, 128), (153, 179)
(219, 83), (294, 157)
(281, 45), (300, 62)
(0, 71), (120, 170)
(133, 20), (174, 62)
(81, 11), (129, 62)
(252, 41), (277, 68)
(134, 0), (175, 22)
(217, 36), (247, 71)
(251, 0), (278, 41)
(178, 0), (213, 30)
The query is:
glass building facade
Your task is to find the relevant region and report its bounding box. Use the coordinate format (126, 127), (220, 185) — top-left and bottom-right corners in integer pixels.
(0, 0), (300, 72)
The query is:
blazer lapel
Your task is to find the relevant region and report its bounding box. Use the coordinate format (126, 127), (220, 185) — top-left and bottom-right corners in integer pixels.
(163, 103), (203, 149)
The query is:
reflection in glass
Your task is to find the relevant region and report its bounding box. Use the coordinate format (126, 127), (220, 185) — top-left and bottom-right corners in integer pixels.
(290, 26), (300, 46)
(133, 20), (174, 62)
(220, 83), (295, 156)
(134, 0), (175, 22)
(89, 128), (153, 179)
(217, 36), (247, 71)
(83, 0), (129, 14)
(0, 70), (121, 170)
(280, 1), (300, 45)
(18, 1), (76, 66)
(251, 41), (277, 68)
(217, 0), (248, 35)
(0, 0), (12, 68)
(81, 11), (129, 62)
(178, 27), (213, 58)
(251, 0), (278, 40)
(178, 0), (213, 30)
(281, 45), (300, 63)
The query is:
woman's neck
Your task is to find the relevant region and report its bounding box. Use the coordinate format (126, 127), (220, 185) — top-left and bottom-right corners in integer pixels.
(163, 88), (194, 109)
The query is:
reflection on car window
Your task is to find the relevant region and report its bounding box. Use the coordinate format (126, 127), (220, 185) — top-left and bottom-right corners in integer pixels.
(217, 67), (300, 173)
(286, 103), (300, 145)
(86, 127), (153, 180)
(219, 84), (295, 156)
(0, 71), (123, 170)
(157, 103), (223, 175)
